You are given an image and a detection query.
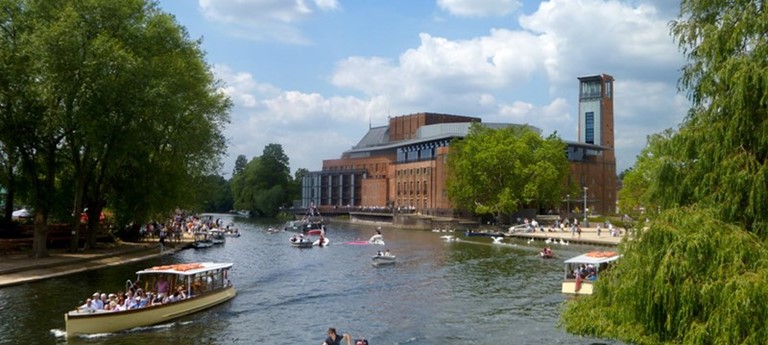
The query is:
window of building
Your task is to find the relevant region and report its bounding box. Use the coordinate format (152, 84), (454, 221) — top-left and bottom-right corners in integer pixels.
(580, 80), (601, 99)
(585, 111), (594, 144)
(605, 80), (611, 98)
(416, 181), (420, 195)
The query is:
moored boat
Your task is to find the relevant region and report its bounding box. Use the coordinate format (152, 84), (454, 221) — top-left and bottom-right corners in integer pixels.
(562, 251), (620, 295)
(65, 262), (236, 337)
(209, 229), (226, 245)
(192, 232), (214, 249)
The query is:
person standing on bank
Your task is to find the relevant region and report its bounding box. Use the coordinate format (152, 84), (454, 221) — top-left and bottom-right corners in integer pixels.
(323, 327), (351, 345)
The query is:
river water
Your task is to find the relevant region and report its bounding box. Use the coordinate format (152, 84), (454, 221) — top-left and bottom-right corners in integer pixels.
(0, 214), (618, 345)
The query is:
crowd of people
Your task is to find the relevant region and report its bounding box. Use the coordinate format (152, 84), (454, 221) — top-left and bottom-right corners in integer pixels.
(76, 276), (189, 313)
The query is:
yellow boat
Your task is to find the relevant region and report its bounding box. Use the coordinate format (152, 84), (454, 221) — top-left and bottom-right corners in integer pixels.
(561, 251), (619, 295)
(65, 262), (236, 337)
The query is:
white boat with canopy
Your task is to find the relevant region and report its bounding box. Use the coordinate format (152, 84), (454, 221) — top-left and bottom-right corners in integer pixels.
(562, 251), (619, 295)
(65, 262), (236, 337)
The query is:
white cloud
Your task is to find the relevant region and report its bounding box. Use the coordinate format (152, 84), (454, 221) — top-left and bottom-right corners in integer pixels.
(332, 30), (546, 103)
(208, 0), (689, 174)
(213, 64), (380, 175)
(438, 0), (521, 17)
(198, 0), (339, 43)
(520, 0), (683, 85)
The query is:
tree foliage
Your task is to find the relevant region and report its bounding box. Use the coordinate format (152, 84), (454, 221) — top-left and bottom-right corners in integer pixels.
(446, 123), (568, 217)
(564, 1), (768, 343)
(230, 144), (292, 217)
(0, 0), (230, 256)
(562, 207), (768, 345)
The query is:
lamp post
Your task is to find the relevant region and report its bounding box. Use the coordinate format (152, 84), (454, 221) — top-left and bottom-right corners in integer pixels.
(583, 186), (589, 227)
(566, 194), (570, 218)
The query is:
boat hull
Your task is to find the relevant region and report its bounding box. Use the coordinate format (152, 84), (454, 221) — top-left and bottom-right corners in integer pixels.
(561, 280), (595, 295)
(65, 286), (236, 337)
(372, 256), (396, 266)
(291, 241), (313, 248)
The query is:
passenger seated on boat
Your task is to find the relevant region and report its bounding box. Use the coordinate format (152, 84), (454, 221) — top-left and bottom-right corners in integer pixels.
(384, 249), (392, 257)
(79, 298), (96, 313)
(376, 251), (383, 256)
(128, 295), (141, 309)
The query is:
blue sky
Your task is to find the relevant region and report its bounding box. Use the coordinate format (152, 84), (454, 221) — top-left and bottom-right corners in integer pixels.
(157, 0), (688, 177)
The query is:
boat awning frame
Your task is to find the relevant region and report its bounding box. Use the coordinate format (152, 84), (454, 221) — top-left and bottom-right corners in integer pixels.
(564, 253), (620, 265)
(136, 262), (233, 276)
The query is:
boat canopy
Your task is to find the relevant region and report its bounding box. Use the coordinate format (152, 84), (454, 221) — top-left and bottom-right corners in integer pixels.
(136, 262), (233, 276)
(564, 252), (620, 265)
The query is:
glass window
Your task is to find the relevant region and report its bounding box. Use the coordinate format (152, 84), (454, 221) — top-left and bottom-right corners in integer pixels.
(581, 80), (601, 99)
(605, 80), (611, 98)
(585, 112), (595, 144)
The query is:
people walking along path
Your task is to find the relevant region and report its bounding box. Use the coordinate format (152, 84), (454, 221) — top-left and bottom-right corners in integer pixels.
(0, 240), (189, 288)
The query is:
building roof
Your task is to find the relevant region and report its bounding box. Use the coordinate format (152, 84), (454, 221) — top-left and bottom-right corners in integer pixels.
(344, 122), (540, 154)
(353, 125), (389, 149)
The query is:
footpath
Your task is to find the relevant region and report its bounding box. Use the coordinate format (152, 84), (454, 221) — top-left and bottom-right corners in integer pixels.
(507, 226), (627, 246)
(0, 239), (190, 288)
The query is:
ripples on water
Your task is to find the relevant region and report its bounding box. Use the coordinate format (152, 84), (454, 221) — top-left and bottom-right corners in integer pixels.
(0, 214), (619, 345)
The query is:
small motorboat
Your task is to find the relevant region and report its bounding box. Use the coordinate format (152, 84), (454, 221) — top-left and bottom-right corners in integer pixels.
(209, 229), (226, 245)
(372, 254), (396, 266)
(192, 232), (213, 249)
(290, 241), (313, 248)
(289, 235), (312, 248)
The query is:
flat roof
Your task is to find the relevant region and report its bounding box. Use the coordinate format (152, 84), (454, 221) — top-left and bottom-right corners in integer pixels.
(564, 252), (620, 265)
(136, 262), (233, 276)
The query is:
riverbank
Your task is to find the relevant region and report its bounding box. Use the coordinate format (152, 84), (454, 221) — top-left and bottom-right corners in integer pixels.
(0, 239), (191, 288)
(334, 216), (627, 247)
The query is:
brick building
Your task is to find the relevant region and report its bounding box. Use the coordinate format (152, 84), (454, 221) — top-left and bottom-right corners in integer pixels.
(301, 74), (617, 216)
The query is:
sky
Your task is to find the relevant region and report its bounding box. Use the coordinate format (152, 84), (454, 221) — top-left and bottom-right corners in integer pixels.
(156, 0), (689, 177)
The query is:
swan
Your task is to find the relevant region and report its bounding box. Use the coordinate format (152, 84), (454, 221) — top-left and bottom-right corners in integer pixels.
(491, 236), (504, 243)
(440, 235), (455, 241)
(545, 238), (552, 244)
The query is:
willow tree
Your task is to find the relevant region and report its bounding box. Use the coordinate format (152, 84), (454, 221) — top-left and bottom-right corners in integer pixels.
(562, 1), (768, 343)
(446, 123), (568, 220)
(562, 207), (768, 344)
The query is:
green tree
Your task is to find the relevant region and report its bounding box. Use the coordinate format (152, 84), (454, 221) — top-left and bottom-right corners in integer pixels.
(563, 1), (768, 343)
(0, 0), (230, 255)
(230, 144), (292, 217)
(199, 174), (233, 213)
(233, 154), (247, 177)
(289, 167), (309, 202)
(446, 123), (569, 220)
(617, 129), (676, 218)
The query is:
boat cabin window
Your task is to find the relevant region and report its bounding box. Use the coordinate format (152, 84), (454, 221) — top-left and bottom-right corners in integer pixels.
(191, 268), (230, 294)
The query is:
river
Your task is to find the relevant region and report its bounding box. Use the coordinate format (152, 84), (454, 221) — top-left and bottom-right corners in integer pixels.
(0, 214), (618, 345)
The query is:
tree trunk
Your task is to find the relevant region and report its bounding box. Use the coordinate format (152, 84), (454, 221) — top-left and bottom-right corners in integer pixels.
(70, 175), (84, 252)
(86, 202), (104, 248)
(31, 212), (48, 258)
(2, 153), (15, 224)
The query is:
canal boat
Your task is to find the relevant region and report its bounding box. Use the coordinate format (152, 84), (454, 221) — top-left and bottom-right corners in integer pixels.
(562, 251), (620, 295)
(65, 262), (236, 337)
